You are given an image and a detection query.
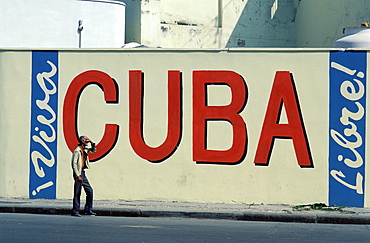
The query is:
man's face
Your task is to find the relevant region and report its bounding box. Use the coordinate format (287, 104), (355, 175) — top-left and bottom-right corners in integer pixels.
(82, 136), (90, 146)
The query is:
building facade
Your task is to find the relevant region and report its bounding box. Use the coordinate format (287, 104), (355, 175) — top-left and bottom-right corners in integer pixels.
(125, 0), (370, 48)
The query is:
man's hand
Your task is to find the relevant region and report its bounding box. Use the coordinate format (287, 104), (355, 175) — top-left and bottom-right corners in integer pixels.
(77, 176), (82, 182)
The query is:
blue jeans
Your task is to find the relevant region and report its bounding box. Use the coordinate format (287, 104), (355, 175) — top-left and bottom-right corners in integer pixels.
(72, 170), (93, 214)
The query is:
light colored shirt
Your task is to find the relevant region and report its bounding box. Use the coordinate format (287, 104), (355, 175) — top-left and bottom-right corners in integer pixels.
(71, 143), (96, 178)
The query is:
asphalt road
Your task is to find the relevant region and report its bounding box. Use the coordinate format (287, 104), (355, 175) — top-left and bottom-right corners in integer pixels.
(1, 213), (370, 242)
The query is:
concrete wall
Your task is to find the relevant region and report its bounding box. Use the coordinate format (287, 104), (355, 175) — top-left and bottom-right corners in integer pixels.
(0, 49), (368, 207)
(123, 0), (141, 43)
(131, 0), (370, 48)
(128, 0), (298, 48)
(224, 0), (300, 48)
(295, 0), (370, 47)
(2, 0), (369, 48)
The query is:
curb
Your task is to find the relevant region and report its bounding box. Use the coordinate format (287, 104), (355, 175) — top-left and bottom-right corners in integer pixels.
(141, 210), (237, 220)
(0, 205), (70, 215)
(316, 214), (370, 224)
(236, 212), (317, 223)
(2, 205), (370, 224)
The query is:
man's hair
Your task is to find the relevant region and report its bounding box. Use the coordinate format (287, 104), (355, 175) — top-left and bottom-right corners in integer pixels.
(78, 136), (86, 143)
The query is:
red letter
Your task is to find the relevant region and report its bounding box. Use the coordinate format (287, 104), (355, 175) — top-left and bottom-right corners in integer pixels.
(63, 70), (119, 162)
(129, 70), (182, 162)
(193, 71), (247, 164)
(254, 71), (313, 167)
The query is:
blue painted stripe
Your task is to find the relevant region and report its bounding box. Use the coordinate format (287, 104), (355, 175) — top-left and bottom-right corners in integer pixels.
(329, 51), (366, 207)
(29, 51), (59, 199)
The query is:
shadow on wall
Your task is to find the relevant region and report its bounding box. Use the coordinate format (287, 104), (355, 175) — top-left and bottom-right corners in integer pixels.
(294, 0), (370, 47)
(226, 0), (370, 48)
(225, 0), (301, 48)
(124, 0), (141, 43)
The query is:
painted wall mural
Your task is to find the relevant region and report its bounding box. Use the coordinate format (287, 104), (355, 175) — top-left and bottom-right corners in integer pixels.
(329, 51), (366, 207)
(29, 51), (59, 199)
(0, 49), (367, 207)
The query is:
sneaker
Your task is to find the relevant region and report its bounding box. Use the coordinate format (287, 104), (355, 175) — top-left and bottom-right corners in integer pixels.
(83, 211), (96, 216)
(71, 213), (82, 217)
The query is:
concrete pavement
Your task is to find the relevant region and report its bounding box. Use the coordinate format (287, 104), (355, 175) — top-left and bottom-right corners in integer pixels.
(1, 198), (370, 224)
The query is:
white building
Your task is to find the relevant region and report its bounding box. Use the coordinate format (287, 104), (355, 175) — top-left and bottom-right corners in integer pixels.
(0, 0), (127, 48)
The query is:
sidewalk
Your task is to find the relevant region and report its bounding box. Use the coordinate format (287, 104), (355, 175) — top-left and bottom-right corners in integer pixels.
(1, 198), (370, 224)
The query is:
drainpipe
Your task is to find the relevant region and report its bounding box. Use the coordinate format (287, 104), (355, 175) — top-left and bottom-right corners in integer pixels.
(78, 20), (83, 48)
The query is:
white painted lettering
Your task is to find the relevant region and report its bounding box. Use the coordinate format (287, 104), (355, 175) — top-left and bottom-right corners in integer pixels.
(30, 61), (57, 178)
(330, 61), (365, 194)
(330, 170), (363, 194)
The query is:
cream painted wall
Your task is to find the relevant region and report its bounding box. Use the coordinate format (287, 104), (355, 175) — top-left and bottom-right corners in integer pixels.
(0, 51), (31, 197)
(0, 49), (332, 206)
(57, 50), (328, 205)
(2, 49), (369, 207)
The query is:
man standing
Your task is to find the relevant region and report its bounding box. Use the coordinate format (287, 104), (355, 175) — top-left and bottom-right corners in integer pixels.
(71, 135), (97, 217)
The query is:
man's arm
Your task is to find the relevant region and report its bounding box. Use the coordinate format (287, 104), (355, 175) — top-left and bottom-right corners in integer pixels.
(71, 150), (82, 180)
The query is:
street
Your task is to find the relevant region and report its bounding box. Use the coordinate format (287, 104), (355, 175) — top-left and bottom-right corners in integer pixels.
(1, 213), (370, 242)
